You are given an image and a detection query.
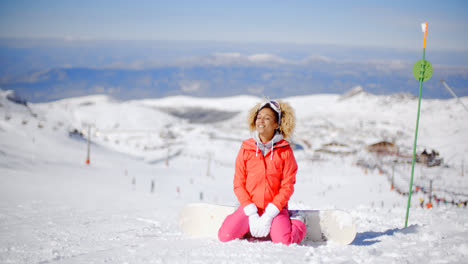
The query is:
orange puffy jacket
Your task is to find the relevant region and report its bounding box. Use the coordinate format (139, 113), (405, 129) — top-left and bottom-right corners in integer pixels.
(233, 138), (298, 212)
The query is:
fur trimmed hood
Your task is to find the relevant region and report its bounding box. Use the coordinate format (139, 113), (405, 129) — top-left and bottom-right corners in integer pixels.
(247, 100), (296, 140)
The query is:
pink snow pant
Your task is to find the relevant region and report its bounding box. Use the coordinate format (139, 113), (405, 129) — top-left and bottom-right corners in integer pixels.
(218, 206), (306, 245)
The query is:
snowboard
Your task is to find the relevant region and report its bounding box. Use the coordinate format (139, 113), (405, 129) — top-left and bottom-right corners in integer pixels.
(178, 203), (357, 245)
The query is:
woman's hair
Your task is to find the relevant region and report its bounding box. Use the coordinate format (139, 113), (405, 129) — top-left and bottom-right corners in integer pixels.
(247, 100), (296, 140)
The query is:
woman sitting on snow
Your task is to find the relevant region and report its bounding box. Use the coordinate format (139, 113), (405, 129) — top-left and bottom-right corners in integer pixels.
(218, 99), (306, 245)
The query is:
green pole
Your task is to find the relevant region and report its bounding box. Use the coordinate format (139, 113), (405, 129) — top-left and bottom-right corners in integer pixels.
(405, 49), (425, 227)
(406, 22), (432, 227)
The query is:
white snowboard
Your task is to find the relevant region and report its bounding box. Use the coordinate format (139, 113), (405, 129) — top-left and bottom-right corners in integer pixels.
(178, 203), (357, 245)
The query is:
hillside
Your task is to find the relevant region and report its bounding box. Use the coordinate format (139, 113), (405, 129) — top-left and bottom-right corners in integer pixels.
(1, 89), (467, 263)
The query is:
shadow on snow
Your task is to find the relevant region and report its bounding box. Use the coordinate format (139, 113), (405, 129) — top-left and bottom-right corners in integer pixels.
(351, 225), (419, 246)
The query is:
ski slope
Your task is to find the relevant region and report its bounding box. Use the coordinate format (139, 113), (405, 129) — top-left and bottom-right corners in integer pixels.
(1, 89), (467, 263)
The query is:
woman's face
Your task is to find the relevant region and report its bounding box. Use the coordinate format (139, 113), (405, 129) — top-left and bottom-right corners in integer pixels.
(256, 107), (278, 141)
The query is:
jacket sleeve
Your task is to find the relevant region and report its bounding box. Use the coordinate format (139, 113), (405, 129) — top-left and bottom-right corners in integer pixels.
(233, 147), (253, 207)
(272, 147), (297, 210)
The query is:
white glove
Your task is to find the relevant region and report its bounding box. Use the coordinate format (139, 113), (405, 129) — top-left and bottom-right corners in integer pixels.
(255, 203), (280, 237)
(243, 203), (261, 237)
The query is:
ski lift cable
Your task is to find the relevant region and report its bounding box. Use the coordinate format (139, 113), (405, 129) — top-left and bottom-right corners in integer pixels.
(441, 80), (468, 113)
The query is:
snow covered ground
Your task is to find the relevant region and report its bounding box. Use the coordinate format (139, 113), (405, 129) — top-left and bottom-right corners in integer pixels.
(1, 89), (468, 263)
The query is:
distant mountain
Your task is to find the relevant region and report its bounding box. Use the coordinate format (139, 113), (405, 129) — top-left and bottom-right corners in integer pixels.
(1, 39), (467, 102)
(2, 56), (467, 102)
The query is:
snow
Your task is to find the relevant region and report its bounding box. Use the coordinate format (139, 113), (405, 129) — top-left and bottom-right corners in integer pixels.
(1, 89), (468, 263)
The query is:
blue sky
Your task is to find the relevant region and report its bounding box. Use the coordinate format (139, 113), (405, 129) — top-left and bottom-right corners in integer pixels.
(1, 0), (467, 51)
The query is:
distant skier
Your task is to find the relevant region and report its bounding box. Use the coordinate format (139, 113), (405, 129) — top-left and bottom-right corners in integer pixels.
(218, 99), (306, 245)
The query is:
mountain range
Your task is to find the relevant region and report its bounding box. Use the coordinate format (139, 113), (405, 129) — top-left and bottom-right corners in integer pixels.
(1, 39), (467, 102)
